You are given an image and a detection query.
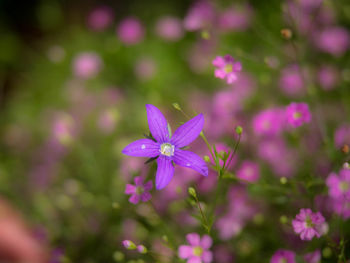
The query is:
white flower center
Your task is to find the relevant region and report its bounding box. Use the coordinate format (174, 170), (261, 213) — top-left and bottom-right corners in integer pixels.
(160, 143), (175, 157)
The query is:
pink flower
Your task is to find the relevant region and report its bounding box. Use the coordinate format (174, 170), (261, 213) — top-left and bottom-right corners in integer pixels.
(270, 249), (296, 263)
(183, 1), (215, 31)
(217, 4), (253, 32)
(134, 57), (157, 81)
(304, 250), (321, 263)
(155, 16), (184, 41)
(285, 102), (311, 127)
(212, 55), (242, 84)
(279, 64), (305, 97)
(87, 6), (114, 31)
(292, 208), (325, 241)
(317, 65), (339, 91)
(237, 160), (260, 182)
(315, 26), (349, 57)
(252, 108), (285, 136)
(72, 52), (103, 79)
(326, 168), (350, 200)
(334, 124), (350, 149)
(117, 17), (144, 45)
(178, 233), (213, 263)
(125, 176), (153, 204)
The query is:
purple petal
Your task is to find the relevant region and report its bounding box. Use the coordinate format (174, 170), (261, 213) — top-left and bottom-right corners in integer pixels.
(129, 194), (140, 204)
(146, 104), (169, 143)
(143, 181), (153, 191)
(200, 235), (212, 249)
(155, 156), (174, 190)
(140, 192), (152, 202)
(125, 184), (136, 194)
(215, 69), (226, 79)
(178, 245), (192, 259)
(202, 251), (213, 263)
(188, 256), (202, 263)
(122, 139), (160, 157)
(212, 56), (225, 67)
(134, 176), (144, 186)
(173, 150), (208, 176)
(186, 233), (200, 246)
(171, 114), (204, 148)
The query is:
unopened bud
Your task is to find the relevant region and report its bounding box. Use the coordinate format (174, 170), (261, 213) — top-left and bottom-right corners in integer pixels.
(137, 245), (147, 254)
(201, 30), (210, 40)
(188, 187), (197, 198)
(204, 155), (210, 162)
(342, 144), (349, 154)
(280, 177), (287, 184)
(280, 215), (288, 224)
(172, 103), (181, 111)
(235, 126), (243, 135)
(281, 28), (292, 39)
(122, 240), (136, 250)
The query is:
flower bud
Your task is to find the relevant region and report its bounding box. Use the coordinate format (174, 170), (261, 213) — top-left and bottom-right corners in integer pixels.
(281, 28), (292, 39)
(188, 187), (197, 198)
(280, 177), (287, 184)
(122, 240), (136, 250)
(280, 215), (288, 224)
(235, 126), (243, 135)
(204, 155), (210, 162)
(137, 245), (147, 254)
(172, 103), (182, 111)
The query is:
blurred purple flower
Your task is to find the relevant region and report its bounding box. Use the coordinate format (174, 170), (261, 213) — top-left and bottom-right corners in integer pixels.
(315, 26), (349, 56)
(279, 64), (305, 97)
(178, 233), (213, 263)
(212, 55), (242, 84)
(326, 168), (350, 200)
(286, 102), (311, 128)
(217, 4), (253, 32)
(125, 176), (153, 204)
(252, 108), (285, 137)
(117, 17), (144, 45)
(317, 65), (339, 91)
(334, 124), (350, 149)
(72, 52), (103, 79)
(237, 160), (260, 183)
(155, 16), (184, 41)
(134, 57), (157, 81)
(87, 6), (114, 31)
(183, 1), (215, 31)
(292, 208), (325, 241)
(270, 249), (296, 263)
(304, 249), (321, 263)
(122, 104), (208, 190)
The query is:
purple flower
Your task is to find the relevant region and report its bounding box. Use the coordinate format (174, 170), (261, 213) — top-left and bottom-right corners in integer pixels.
(122, 104), (208, 190)
(326, 168), (350, 200)
(334, 124), (350, 149)
(155, 16), (184, 41)
(317, 65), (339, 91)
(125, 176), (152, 204)
(236, 160), (260, 183)
(279, 64), (305, 97)
(252, 108), (285, 136)
(304, 250), (321, 263)
(286, 102), (311, 127)
(87, 6), (114, 31)
(292, 208), (325, 241)
(183, 1), (215, 31)
(270, 249), (296, 263)
(117, 17), (144, 45)
(212, 55), (242, 84)
(178, 233), (213, 263)
(72, 52), (103, 79)
(315, 26), (349, 57)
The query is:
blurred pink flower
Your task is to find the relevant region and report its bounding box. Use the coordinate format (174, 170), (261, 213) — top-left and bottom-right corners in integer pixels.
(178, 233), (213, 263)
(304, 249), (321, 263)
(237, 160), (260, 183)
(217, 4), (253, 32)
(212, 55), (242, 84)
(183, 1), (215, 31)
(134, 57), (157, 81)
(252, 108), (285, 137)
(72, 52), (103, 79)
(326, 168), (350, 200)
(270, 249), (296, 263)
(97, 108), (118, 134)
(334, 124), (350, 149)
(315, 27), (349, 57)
(292, 208), (325, 240)
(87, 6), (114, 31)
(285, 102), (311, 128)
(117, 17), (144, 45)
(279, 64), (305, 97)
(125, 176), (153, 204)
(155, 16), (184, 41)
(317, 65), (339, 91)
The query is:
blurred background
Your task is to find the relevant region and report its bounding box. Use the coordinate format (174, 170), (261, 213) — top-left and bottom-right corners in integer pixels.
(0, 0), (350, 262)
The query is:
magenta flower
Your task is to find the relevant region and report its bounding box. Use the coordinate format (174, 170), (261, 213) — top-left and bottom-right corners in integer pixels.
(292, 208), (325, 241)
(304, 250), (321, 263)
(125, 176), (152, 204)
(122, 104), (208, 190)
(212, 55), (242, 84)
(178, 233), (213, 263)
(87, 6), (114, 31)
(72, 52), (103, 79)
(252, 108), (285, 136)
(326, 168), (350, 200)
(286, 102), (311, 127)
(117, 17), (144, 45)
(236, 160), (260, 183)
(270, 249), (296, 263)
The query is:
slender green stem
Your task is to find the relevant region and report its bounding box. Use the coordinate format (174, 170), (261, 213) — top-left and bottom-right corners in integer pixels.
(193, 192), (210, 233)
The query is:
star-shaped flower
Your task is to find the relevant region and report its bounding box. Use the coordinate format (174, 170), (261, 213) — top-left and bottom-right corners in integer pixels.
(122, 104), (208, 190)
